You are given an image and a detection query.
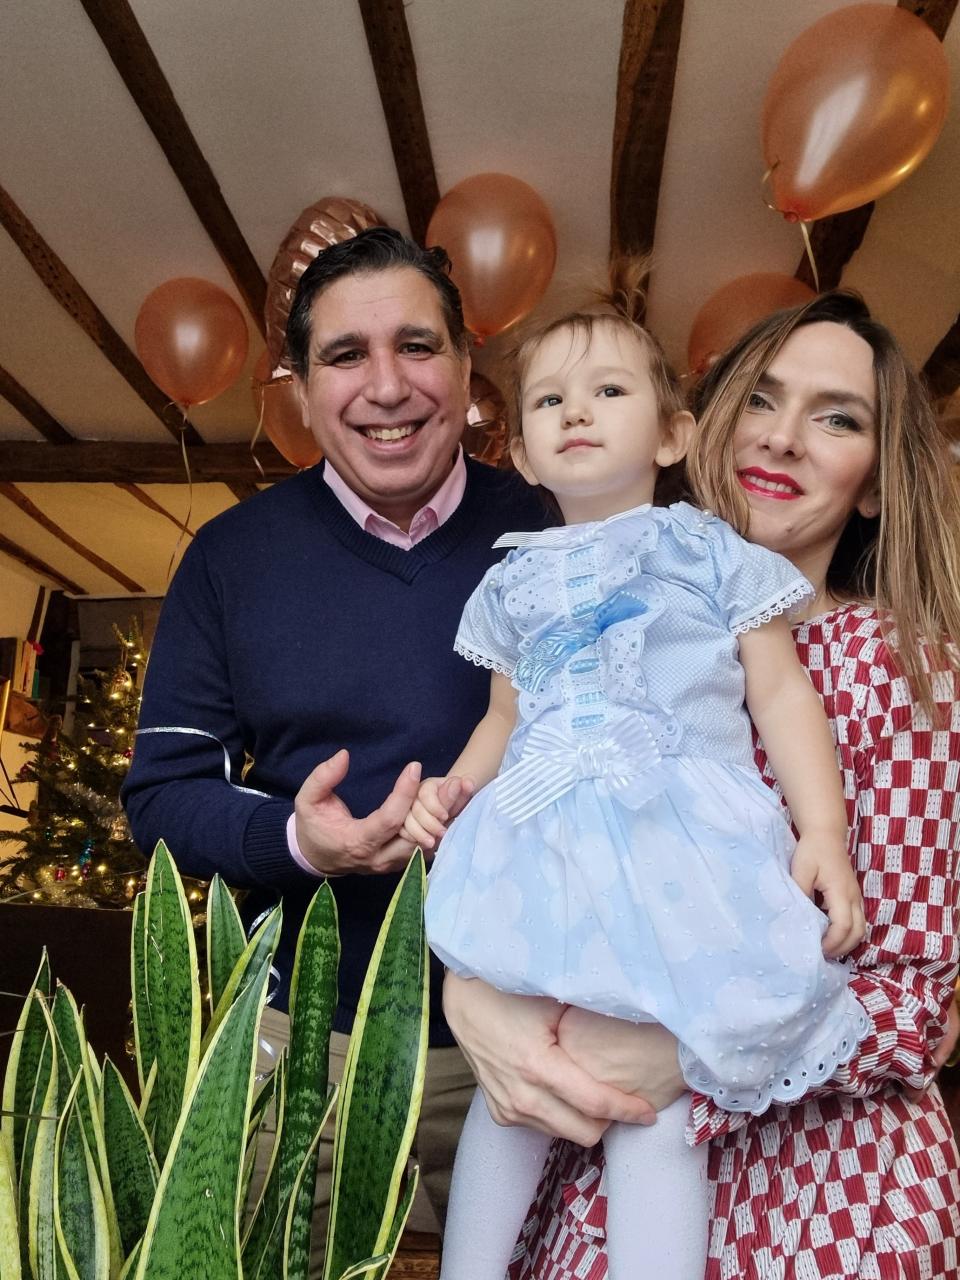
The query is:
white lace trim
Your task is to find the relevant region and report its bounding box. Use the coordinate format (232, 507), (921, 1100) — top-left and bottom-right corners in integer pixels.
(453, 639), (514, 678)
(731, 580), (815, 636)
(678, 999), (871, 1115)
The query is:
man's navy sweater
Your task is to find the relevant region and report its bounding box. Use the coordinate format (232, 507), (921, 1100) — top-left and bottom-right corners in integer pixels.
(122, 458), (546, 1045)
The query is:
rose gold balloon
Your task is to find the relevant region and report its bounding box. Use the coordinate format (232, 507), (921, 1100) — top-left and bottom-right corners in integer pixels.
(427, 174), (557, 339)
(265, 197), (386, 368)
(687, 274), (816, 375)
(762, 5), (949, 222)
(135, 278), (249, 407)
(251, 351), (322, 469)
(463, 371), (510, 468)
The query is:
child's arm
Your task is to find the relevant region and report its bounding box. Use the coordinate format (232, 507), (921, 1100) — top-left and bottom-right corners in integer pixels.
(739, 617), (866, 957)
(401, 671), (517, 851)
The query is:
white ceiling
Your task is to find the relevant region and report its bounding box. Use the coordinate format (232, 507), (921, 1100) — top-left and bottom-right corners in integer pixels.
(0, 0), (958, 595)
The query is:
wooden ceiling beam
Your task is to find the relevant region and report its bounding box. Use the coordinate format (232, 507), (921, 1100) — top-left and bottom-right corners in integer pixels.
(225, 480), (260, 503)
(794, 0), (958, 289)
(114, 482), (194, 537)
(79, 0), (267, 334)
(0, 532), (86, 595)
(356, 0), (440, 244)
(0, 482), (144, 592)
(0, 441), (294, 485)
(0, 183), (203, 446)
(923, 312), (960, 402)
(0, 366), (75, 444)
(610, 0), (686, 287)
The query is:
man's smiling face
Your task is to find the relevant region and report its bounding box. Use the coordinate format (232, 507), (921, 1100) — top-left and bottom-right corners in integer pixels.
(295, 267), (471, 530)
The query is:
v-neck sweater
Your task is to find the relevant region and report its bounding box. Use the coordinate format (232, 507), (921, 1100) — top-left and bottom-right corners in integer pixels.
(123, 459), (547, 1042)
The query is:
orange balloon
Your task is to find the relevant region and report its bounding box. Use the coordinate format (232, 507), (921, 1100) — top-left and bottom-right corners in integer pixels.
(265, 197), (385, 368)
(427, 174), (557, 339)
(251, 351), (322, 469)
(135, 278), (249, 407)
(762, 5), (949, 222)
(687, 274), (816, 375)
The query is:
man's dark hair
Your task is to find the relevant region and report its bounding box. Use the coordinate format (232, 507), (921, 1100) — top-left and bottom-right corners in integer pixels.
(286, 226), (468, 377)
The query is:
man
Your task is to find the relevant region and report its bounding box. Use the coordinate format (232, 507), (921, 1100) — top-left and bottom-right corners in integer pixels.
(122, 228), (547, 1255)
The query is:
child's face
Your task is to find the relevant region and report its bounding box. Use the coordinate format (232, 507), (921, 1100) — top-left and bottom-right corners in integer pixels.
(515, 322), (685, 524)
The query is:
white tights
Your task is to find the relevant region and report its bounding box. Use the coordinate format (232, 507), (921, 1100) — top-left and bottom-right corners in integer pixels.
(440, 1090), (709, 1280)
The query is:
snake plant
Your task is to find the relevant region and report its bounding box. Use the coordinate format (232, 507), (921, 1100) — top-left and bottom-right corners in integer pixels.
(0, 840), (428, 1279)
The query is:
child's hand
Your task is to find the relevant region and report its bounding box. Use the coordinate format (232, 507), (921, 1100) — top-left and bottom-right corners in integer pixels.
(400, 775), (474, 852)
(791, 833), (866, 958)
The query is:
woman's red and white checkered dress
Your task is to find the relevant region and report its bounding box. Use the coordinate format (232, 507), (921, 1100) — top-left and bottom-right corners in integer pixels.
(507, 606), (960, 1280)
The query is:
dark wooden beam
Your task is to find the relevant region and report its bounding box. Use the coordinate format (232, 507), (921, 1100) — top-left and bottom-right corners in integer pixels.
(0, 532), (86, 594)
(0, 366), (74, 445)
(610, 0), (685, 278)
(225, 480), (260, 503)
(794, 0), (958, 288)
(0, 483), (143, 592)
(0, 183), (203, 446)
(115, 482), (194, 537)
(923, 313), (960, 402)
(79, 0), (267, 334)
(0, 441), (294, 484)
(356, 0), (440, 244)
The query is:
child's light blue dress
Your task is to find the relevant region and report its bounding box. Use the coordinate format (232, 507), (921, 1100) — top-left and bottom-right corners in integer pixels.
(425, 502), (869, 1114)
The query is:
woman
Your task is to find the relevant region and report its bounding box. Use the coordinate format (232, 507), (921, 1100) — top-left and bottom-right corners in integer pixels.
(444, 291), (960, 1279)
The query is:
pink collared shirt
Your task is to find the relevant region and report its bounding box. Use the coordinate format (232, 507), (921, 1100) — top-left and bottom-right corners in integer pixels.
(288, 449), (467, 874)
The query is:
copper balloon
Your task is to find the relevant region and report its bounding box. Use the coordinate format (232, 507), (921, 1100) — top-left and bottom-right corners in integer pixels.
(427, 174), (557, 339)
(265, 197), (386, 368)
(463, 371), (510, 468)
(762, 4), (950, 222)
(135, 278), (249, 407)
(687, 274), (816, 376)
(251, 351), (322, 469)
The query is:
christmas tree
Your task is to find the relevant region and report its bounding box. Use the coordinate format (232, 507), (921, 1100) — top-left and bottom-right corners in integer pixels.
(0, 624), (204, 914)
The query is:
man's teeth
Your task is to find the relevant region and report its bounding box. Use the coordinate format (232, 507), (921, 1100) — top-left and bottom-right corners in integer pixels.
(750, 475), (799, 495)
(362, 424), (418, 441)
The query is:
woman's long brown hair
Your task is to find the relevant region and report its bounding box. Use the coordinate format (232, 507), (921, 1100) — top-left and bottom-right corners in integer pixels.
(687, 291), (960, 716)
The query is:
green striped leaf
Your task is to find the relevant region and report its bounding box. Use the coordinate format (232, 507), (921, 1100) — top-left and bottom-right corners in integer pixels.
(334, 1256), (389, 1279)
(241, 1051), (288, 1277)
(201, 907), (281, 1057)
(206, 877), (246, 1014)
(49, 986), (121, 1274)
(365, 1167), (418, 1280)
(130, 894), (155, 1098)
(134, 958), (270, 1280)
(100, 1059), (159, 1257)
(323, 853), (429, 1280)
(118, 1239), (141, 1280)
(25, 1000), (58, 1280)
(0, 1138), (21, 1280)
(278, 884), (339, 1280)
(53, 1072), (109, 1280)
(140, 841), (201, 1165)
(1, 950), (50, 1179)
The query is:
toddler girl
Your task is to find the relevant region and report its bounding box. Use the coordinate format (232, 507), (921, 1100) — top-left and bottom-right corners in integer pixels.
(405, 280), (869, 1278)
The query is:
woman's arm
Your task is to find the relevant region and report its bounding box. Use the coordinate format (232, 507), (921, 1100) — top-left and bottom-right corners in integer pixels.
(740, 617), (865, 954)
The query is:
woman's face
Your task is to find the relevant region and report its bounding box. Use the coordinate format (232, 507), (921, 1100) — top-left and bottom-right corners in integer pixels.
(732, 321), (880, 579)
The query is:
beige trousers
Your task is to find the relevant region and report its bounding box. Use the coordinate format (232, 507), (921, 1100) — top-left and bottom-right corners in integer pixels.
(250, 1007), (474, 1275)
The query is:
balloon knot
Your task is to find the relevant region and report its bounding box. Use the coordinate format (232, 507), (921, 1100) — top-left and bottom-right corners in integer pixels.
(472, 334), (486, 349)
(783, 211), (801, 225)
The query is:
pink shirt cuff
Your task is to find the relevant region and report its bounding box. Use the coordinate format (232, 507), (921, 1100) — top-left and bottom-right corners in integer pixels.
(287, 811), (324, 878)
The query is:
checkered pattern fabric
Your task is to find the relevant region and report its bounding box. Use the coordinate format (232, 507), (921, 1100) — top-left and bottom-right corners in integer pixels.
(507, 608), (960, 1280)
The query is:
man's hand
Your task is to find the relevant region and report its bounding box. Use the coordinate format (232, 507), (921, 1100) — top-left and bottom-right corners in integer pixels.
(400, 775), (474, 851)
(294, 748), (421, 876)
(556, 1007), (686, 1113)
(443, 972), (656, 1147)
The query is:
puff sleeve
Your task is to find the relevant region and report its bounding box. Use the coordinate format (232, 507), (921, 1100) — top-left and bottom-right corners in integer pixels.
(453, 558), (521, 676)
